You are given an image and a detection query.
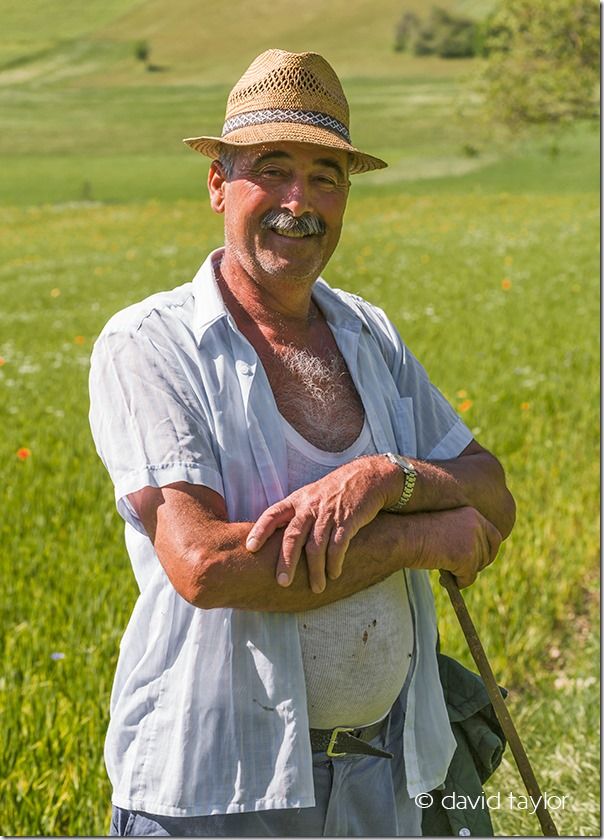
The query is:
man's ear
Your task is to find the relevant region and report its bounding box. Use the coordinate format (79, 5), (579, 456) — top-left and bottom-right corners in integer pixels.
(208, 160), (227, 214)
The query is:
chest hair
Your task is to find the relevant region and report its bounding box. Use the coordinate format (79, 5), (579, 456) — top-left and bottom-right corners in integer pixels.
(267, 344), (365, 451)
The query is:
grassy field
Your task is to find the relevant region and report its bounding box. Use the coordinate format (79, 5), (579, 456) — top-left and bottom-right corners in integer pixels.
(0, 0), (599, 835)
(0, 0), (496, 82)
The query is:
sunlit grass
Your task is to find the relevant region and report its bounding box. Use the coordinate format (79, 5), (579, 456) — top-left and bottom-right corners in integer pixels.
(0, 0), (491, 85)
(0, 187), (598, 834)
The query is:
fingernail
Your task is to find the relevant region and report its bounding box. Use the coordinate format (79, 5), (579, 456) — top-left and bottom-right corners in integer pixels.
(246, 536), (260, 551)
(312, 581), (325, 594)
(277, 572), (289, 587)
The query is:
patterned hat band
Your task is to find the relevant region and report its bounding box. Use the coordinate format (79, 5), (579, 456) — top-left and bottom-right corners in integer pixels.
(222, 108), (351, 144)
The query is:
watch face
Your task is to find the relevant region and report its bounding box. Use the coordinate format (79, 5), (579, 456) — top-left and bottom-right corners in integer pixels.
(388, 453), (416, 475)
(398, 456), (415, 474)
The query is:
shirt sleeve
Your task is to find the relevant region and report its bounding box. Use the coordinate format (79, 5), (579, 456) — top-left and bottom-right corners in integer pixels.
(353, 297), (473, 460)
(89, 328), (224, 534)
(393, 343), (473, 460)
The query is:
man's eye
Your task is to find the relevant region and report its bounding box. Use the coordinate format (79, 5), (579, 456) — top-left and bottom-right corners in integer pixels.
(315, 175), (338, 187)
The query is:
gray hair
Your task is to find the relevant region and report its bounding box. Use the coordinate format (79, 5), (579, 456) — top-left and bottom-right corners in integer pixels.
(216, 146), (240, 179)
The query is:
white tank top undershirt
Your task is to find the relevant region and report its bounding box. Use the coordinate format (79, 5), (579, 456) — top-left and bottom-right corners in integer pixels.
(281, 414), (415, 729)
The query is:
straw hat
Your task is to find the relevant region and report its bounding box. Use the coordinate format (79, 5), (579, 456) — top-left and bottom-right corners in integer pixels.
(183, 49), (387, 175)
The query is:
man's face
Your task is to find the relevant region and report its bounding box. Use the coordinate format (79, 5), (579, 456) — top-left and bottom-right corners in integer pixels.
(210, 142), (350, 288)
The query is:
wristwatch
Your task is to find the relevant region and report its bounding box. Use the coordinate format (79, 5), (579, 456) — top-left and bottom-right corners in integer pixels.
(384, 453), (417, 512)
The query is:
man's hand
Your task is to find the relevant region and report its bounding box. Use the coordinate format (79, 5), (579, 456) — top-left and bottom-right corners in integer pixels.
(413, 506), (502, 588)
(245, 442), (512, 593)
(246, 455), (402, 593)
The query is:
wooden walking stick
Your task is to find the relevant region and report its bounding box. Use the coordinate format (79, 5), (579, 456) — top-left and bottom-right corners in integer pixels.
(439, 570), (559, 837)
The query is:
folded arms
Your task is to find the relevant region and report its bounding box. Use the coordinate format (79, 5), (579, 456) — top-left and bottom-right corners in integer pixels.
(128, 439), (514, 611)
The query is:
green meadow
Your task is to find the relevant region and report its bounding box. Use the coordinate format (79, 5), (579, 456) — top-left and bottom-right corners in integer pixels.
(0, 0), (599, 835)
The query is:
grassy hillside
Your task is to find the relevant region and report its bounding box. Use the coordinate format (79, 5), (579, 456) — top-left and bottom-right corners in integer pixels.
(0, 0), (141, 68)
(0, 0), (495, 85)
(2, 0), (591, 209)
(92, 0), (482, 85)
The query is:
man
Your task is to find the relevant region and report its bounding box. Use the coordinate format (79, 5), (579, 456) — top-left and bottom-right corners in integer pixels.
(89, 49), (515, 837)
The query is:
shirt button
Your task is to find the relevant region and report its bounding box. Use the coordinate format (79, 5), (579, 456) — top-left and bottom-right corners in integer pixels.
(458, 829), (471, 836)
(237, 362), (252, 376)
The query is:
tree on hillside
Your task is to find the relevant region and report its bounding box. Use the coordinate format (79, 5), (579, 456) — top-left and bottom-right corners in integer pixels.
(394, 11), (420, 53)
(479, 0), (599, 130)
(394, 6), (479, 58)
(134, 40), (150, 68)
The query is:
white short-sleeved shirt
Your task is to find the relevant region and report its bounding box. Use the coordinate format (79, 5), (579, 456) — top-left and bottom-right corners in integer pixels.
(88, 249), (473, 817)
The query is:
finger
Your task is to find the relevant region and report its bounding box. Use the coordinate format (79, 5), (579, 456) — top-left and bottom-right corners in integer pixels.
(276, 516), (313, 587)
(326, 525), (350, 581)
(484, 521), (503, 567)
(454, 566), (478, 589)
(305, 521), (332, 594)
(247, 501), (295, 551)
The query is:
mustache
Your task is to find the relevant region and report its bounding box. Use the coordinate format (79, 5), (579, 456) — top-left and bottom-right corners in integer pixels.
(260, 209), (326, 236)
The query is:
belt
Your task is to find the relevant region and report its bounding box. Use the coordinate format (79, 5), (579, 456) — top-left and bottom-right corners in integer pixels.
(309, 720), (393, 759)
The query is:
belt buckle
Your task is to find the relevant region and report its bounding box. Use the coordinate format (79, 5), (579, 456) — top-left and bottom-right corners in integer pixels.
(326, 726), (354, 757)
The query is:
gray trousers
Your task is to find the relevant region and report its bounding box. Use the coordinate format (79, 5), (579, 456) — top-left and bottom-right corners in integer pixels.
(109, 699), (423, 837)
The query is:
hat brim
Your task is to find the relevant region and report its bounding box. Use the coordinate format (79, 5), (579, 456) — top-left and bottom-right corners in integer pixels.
(183, 122), (387, 175)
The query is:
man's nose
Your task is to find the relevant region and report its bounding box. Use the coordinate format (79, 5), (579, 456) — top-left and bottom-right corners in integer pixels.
(280, 175), (313, 217)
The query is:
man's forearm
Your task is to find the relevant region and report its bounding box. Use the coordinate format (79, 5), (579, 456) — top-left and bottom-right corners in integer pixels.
(190, 513), (406, 611)
(402, 446), (516, 539)
(186, 505), (499, 612)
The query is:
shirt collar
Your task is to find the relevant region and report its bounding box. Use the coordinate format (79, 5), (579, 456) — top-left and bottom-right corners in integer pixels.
(192, 247), (362, 345)
(312, 279), (362, 334)
(191, 248), (230, 345)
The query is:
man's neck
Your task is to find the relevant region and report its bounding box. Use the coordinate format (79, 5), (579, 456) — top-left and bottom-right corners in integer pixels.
(217, 250), (319, 346)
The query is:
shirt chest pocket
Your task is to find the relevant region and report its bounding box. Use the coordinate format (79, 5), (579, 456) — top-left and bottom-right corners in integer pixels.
(394, 397), (417, 458)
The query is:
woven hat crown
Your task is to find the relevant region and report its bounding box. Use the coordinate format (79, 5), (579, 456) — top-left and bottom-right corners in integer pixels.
(226, 49), (349, 128)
